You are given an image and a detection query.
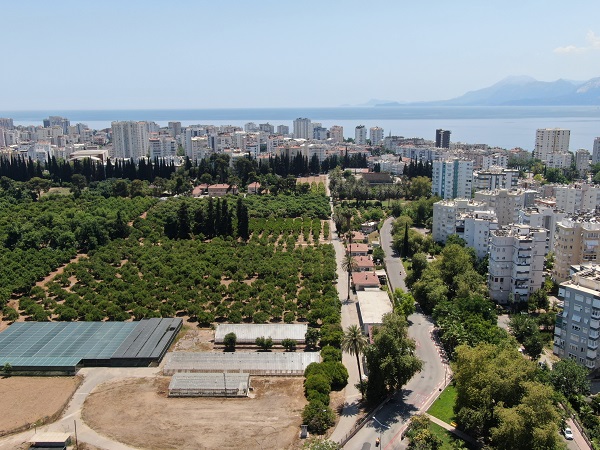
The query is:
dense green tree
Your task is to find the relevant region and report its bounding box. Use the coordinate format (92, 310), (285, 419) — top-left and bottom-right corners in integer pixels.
(364, 312), (422, 401)
(549, 358), (590, 401)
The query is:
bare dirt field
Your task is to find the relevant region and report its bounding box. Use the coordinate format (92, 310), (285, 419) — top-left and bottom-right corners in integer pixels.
(82, 376), (307, 450)
(0, 376), (81, 436)
(297, 175), (327, 186)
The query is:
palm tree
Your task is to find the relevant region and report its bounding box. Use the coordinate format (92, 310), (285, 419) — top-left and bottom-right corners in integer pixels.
(341, 252), (358, 301)
(341, 324), (368, 399)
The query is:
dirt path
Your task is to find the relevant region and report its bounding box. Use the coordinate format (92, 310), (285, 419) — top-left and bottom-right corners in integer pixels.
(36, 253), (87, 290)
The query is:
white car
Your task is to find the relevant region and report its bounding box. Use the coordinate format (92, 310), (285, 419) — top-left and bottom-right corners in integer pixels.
(563, 427), (574, 440)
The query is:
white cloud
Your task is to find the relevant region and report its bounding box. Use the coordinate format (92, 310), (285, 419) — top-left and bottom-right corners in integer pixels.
(554, 31), (600, 54)
(588, 31), (600, 49)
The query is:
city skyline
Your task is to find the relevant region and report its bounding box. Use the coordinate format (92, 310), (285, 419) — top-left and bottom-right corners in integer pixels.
(2, 1), (600, 109)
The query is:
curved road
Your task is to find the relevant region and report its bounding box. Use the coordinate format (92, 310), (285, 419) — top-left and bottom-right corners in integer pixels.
(342, 217), (448, 449)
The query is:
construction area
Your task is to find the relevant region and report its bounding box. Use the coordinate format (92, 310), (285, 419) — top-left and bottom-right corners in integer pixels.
(82, 376), (307, 449)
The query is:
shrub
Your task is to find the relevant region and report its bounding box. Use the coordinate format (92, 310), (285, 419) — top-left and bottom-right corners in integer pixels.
(304, 374), (331, 396)
(320, 346), (342, 363)
(302, 401), (335, 435)
(306, 389), (330, 406)
(224, 332), (237, 351)
(323, 362), (348, 391)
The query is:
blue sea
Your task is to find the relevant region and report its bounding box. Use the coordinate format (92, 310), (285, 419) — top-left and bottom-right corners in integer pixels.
(3, 106), (600, 151)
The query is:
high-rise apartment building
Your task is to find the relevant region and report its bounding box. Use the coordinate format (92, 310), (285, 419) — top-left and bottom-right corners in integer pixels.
(43, 116), (70, 134)
(488, 224), (548, 304)
(355, 125), (367, 145)
(111, 121), (149, 159)
(553, 266), (600, 370)
(0, 118), (14, 129)
(276, 125), (289, 136)
(293, 118), (312, 139)
(329, 126), (344, 143)
(168, 121), (182, 138)
(474, 189), (535, 226)
(575, 149), (591, 177)
(149, 135), (177, 159)
(533, 128), (570, 162)
(593, 137), (600, 165)
(431, 159), (473, 199)
(370, 127), (384, 146)
(552, 217), (600, 283)
(258, 123), (274, 134)
(435, 129), (451, 149)
(432, 199), (497, 258)
(554, 184), (600, 214)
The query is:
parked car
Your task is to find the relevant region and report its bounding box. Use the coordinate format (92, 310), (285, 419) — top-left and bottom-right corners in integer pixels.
(563, 427), (574, 440)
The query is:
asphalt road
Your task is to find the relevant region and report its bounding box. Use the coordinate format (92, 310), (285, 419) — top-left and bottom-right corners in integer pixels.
(344, 217), (447, 449)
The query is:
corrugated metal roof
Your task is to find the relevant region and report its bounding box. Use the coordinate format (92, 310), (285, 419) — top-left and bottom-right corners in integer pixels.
(214, 324), (308, 344)
(163, 351), (320, 376)
(169, 372), (250, 391)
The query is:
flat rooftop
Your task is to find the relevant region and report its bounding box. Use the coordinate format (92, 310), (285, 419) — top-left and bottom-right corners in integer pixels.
(0, 318), (182, 372)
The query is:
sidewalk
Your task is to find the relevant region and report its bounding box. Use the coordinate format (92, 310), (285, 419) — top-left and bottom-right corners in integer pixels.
(328, 219), (364, 444)
(425, 413), (481, 448)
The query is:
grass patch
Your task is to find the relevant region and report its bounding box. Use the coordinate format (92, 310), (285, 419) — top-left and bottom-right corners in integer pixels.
(427, 384), (457, 424)
(429, 422), (475, 450)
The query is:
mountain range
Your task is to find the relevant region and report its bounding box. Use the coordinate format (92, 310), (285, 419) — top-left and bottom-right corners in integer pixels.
(368, 76), (600, 107)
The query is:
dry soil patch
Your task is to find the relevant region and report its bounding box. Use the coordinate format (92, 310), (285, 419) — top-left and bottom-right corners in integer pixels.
(0, 376), (81, 436)
(82, 376), (307, 449)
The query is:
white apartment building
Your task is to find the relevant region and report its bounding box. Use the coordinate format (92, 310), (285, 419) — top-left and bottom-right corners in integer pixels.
(481, 153), (508, 169)
(293, 118), (312, 139)
(211, 133), (233, 152)
(553, 217), (600, 283)
(355, 125), (367, 145)
(369, 127), (384, 146)
(488, 224), (548, 304)
(149, 135), (177, 159)
(474, 167), (519, 191)
(474, 189), (535, 226)
(518, 206), (565, 252)
(190, 136), (212, 161)
(457, 210), (499, 259)
(534, 128), (570, 162)
(554, 183), (600, 214)
(182, 126), (208, 159)
(111, 121), (149, 159)
(431, 159), (474, 199)
(576, 149), (591, 177)
(329, 126), (344, 143)
(593, 137), (600, 165)
(546, 151), (573, 169)
(432, 199), (490, 243)
(553, 266), (600, 369)
(302, 143), (328, 163)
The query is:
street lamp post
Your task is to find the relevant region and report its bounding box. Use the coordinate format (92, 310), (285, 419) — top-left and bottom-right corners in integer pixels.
(372, 416), (389, 448)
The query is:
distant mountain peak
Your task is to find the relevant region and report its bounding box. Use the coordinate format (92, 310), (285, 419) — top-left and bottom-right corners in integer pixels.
(496, 75), (537, 86)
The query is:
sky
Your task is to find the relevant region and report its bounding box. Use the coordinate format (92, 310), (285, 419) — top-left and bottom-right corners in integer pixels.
(2, 0), (600, 109)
